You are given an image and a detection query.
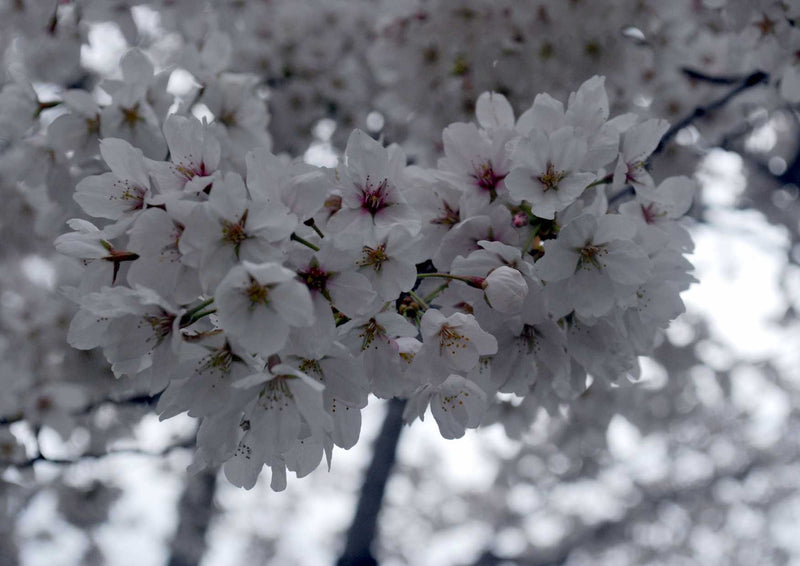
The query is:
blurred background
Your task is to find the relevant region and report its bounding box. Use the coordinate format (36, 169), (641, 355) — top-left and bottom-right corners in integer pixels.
(2, 1), (800, 565)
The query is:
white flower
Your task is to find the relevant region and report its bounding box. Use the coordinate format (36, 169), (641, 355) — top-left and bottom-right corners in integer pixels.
(437, 121), (513, 215)
(157, 335), (258, 419)
(99, 49), (168, 159)
(535, 212), (652, 318)
(412, 309), (498, 383)
(215, 261), (314, 355)
(475, 91), (515, 132)
(179, 172), (297, 291)
(327, 129), (420, 238)
(126, 208), (202, 305)
(223, 364), (332, 489)
(74, 138), (152, 220)
(404, 374), (487, 439)
(283, 342), (369, 450)
(246, 148), (330, 220)
(47, 89), (101, 162)
(149, 114), (220, 195)
(202, 73), (272, 169)
(611, 118), (670, 191)
(505, 126), (596, 220)
(355, 226), (424, 301)
(338, 311), (419, 399)
(67, 285), (179, 378)
(433, 206), (519, 271)
(294, 237), (378, 318)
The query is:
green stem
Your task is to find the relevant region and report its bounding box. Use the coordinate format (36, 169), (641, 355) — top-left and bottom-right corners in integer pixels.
(585, 173), (613, 189)
(192, 308), (217, 320)
(423, 282), (450, 304)
(185, 297), (215, 317)
(181, 308), (217, 328)
(311, 223), (325, 239)
(521, 224), (541, 255)
(34, 99), (61, 118)
(416, 273), (484, 288)
(408, 290), (428, 311)
(290, 232), (320, 251)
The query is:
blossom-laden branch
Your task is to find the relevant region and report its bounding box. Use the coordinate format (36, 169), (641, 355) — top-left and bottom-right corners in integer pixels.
(52, 70), (696, 492)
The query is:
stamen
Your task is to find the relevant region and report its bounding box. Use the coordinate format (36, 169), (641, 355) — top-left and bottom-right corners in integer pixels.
(244, 276), (271, 310)
(537, 162), (567, 192)
(358, 244), (389, 272)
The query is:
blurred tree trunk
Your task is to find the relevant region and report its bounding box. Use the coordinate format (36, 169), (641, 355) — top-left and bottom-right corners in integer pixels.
(336, 398), (407, 566)
(167, 467), (218, 566)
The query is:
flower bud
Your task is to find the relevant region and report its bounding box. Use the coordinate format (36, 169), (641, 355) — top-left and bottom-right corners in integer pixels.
(483, 266), (528, 313)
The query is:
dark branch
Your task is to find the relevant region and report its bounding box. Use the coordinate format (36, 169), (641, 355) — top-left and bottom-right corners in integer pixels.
(681, 67), (750, 85)
(4, 437), (194, 469)
(656, 70), (769, 155)
(608, 186), (635, 206)
(0, 392), (161, 427)
(336, 398), (407, 566)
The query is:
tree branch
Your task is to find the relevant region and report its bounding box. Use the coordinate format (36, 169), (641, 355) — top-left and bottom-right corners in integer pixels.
(655, 70), (769, 155)
(0, 392), (161, 427)
(336, 398), (407, 566)
(681, 67), (752, 85)
(4, 437), (195, 469)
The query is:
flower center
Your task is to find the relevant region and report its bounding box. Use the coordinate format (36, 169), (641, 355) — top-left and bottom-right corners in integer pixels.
(300, 263), (330, 293)
(432, 200), (460, 226)
(577, 243), (607, 270)
(440, 389), (470, 412)
(120, 103), (143, 129)
(537, 162), (567, 192)
(358, 244), (388, 272)
(626, 161), (646, 184)
(471, 161), (507, 201)
(641, 203), (665, 224)
(244, 276), (271, 310)
(359, 318), (386, 351)
(221, 209), (249, 255)
(360, 176), (391, 216)
(218, 109), (238, 127)
(175, 160), (208, 180)
(142, 310), (175, 345)
(198, 344), (236, 378)
(438, 324), (469, 355)
(113, 179), (146, 210)
(258, 377), (293, 410)
(519, 324), (539, 354)
(299, 359), (323, 381)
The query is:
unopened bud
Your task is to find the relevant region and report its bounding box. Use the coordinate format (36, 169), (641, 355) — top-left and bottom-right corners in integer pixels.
(483, 266), (527, 313)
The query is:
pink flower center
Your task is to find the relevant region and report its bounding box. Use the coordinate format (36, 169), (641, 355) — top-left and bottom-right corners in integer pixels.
(360, 176), (391, 216)
(471, 161), (507, 201)
(432, 200), (460, 227)
(641, 203), (665, 224)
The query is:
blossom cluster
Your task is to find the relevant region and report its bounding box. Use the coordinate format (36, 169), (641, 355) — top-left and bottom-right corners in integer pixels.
(57, 63), (695, 489)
